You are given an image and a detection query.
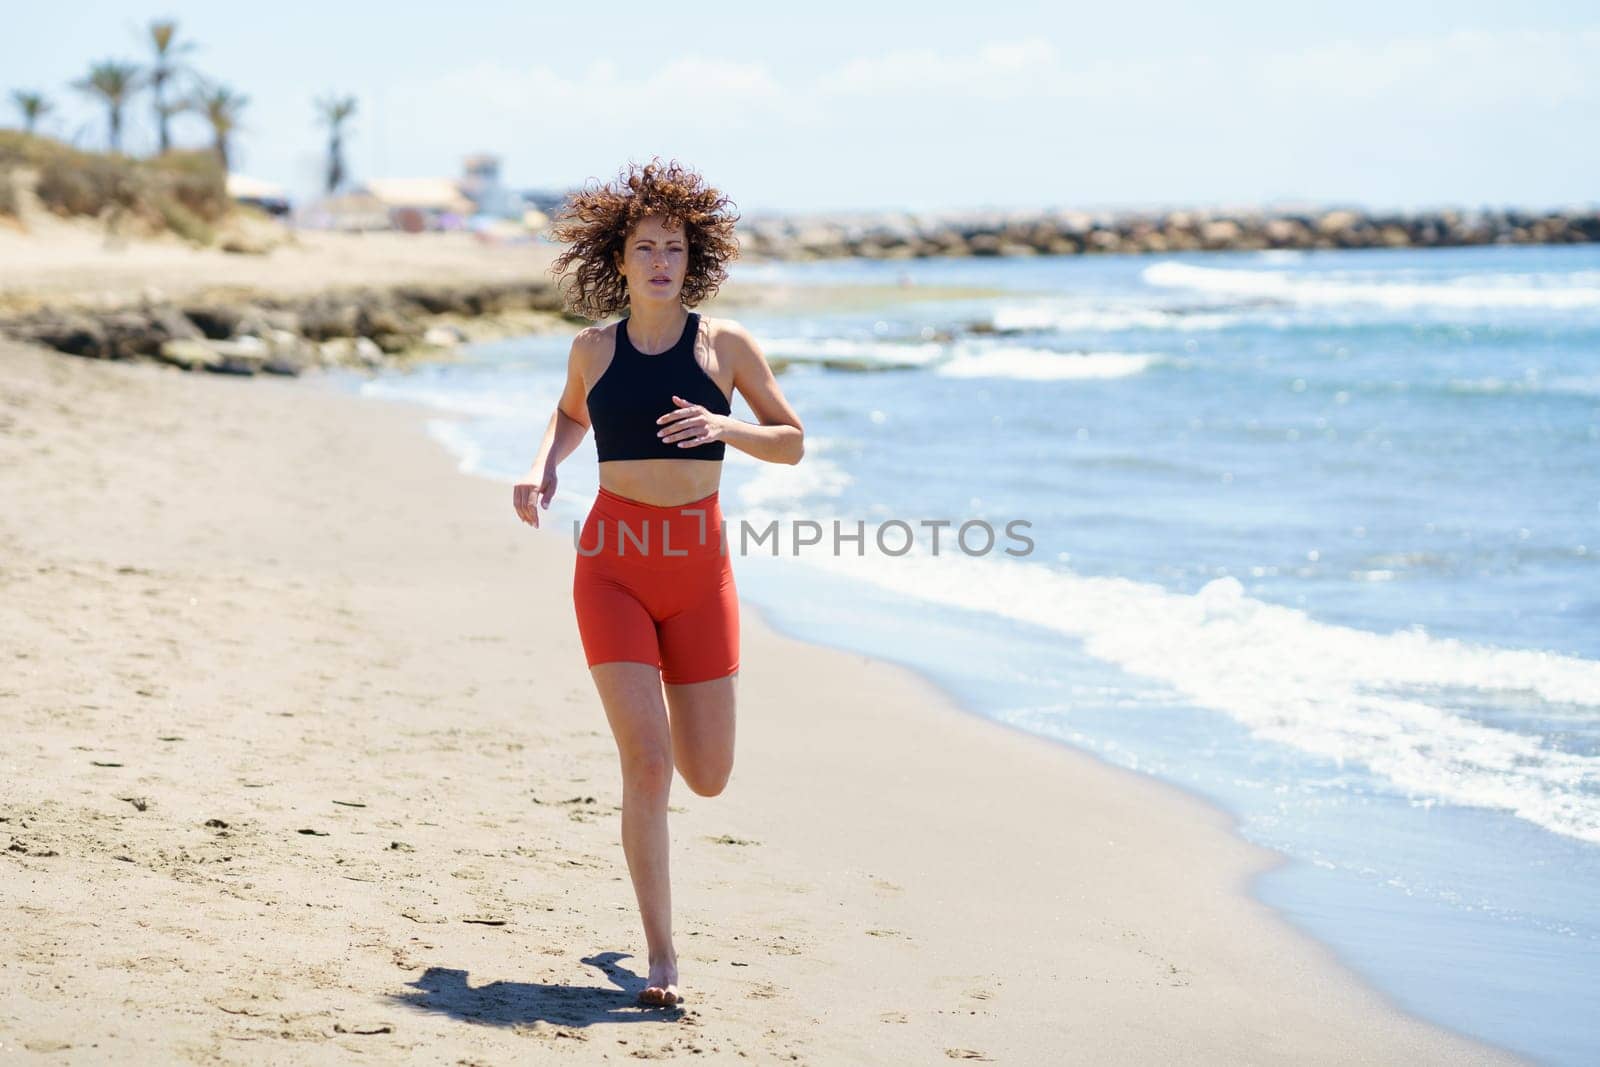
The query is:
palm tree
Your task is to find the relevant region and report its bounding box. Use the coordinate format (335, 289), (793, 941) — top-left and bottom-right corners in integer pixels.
(11, 90), (53, 135)
(316, 93), (358, 195)
(73, 60), (143, 153)
(189, 83), (248, 172)
(146, 20), (196, 155)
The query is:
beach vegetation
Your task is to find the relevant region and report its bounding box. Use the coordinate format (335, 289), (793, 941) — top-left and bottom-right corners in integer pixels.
(145, 20), (198, 156)
(0, 21), (270, 242)
(316, 93), (357, 196)
(189, 82), (248, 173)
(11, 91), (53, 136)
(73, 60), (144, 154)
(0, 130), (226, 236)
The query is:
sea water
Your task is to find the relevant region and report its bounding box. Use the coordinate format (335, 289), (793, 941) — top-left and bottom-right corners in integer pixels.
(347, 243), (1600, 1065)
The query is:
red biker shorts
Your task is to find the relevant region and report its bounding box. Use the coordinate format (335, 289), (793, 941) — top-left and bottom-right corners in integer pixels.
(572, 486), (740, 685)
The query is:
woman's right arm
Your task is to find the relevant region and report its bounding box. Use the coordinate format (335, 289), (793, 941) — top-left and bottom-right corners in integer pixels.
(513, 329), (600, 528)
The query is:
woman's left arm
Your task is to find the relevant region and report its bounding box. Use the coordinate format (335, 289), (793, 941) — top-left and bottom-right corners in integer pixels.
(658, 321), (805, 465)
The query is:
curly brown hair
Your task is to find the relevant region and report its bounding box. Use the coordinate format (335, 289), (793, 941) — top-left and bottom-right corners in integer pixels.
(548, 157), (741, 321)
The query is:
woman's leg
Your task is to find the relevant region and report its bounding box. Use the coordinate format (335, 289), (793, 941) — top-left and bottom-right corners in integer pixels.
(590, 660), (682, 1005)
(663, 674), (738, 796)
(658, 555), (740, 793)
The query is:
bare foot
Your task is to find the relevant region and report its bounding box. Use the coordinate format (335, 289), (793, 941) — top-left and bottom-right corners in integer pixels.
(638, 955), (681, 1007)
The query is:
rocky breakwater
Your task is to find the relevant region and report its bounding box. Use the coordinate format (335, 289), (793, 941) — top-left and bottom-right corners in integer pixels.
(0, 281), (573, 376)
(737, 206), (1600, 261)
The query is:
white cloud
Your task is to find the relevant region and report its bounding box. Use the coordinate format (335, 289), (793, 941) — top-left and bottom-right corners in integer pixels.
(386, 54), (818, 148)
(815, 38), (1182, 103)
(1259, 28), (1600, 110)
(363, 29), (1600, 209)
(392, 36), (1151, 146)
(822, 39), (1061, 98)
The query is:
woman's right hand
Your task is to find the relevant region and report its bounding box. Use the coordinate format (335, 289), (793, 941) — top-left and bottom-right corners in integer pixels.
(513, 466), (557, 528)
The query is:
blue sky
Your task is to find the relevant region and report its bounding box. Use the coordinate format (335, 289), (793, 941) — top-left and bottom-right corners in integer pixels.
(4, 2), (1596, 215)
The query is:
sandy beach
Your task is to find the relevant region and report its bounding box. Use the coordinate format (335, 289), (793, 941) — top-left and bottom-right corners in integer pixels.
(0, 222), (565, 312)
(0, 330), (1533, 1064)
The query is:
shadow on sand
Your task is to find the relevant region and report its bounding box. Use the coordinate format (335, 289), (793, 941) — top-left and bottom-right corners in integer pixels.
(387, 952), (684, 1028)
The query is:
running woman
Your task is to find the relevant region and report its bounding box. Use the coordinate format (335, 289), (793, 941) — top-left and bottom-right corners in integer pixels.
(511, 158), (805, 1007)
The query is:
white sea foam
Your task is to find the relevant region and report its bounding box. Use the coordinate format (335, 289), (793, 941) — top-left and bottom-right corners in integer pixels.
(764, 337), (946, 370)
(1444, 373), (1600, 399)
(935, 346), (1157, 381)
(1143, 261), (1600, 310)
(733, 437), (852, 510)
(762, 334), (1162, 382)
(988, 304), (1239, 333)
(754, 542), (1600, 845)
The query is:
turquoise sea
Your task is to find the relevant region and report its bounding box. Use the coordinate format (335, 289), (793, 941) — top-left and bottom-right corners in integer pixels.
(346, 243), (1600, 1066)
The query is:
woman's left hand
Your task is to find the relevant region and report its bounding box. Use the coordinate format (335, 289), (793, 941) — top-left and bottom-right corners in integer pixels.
(657, 395), (729, 448)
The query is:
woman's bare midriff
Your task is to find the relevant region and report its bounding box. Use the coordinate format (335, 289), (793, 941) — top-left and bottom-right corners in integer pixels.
(598, 458), (722, 507)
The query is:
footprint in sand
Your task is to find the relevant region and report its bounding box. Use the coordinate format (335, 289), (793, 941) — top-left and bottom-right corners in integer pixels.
(399, 909), (448, 925)
(333, 1021), (394, 1035)
(513, 1020), (587, 1041)
(22, 1039), (73, 1053)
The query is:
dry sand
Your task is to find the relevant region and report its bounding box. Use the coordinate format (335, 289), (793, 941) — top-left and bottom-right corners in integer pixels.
(0, 223), (564, 311)
(0, 338), (1528, 1065)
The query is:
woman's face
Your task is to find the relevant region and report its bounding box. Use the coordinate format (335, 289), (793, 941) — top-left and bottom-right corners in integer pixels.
(615, 215), (688, 306)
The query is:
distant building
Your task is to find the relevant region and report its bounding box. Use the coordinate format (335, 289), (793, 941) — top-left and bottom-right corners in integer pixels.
(358, 177), (476, 232)
(460, 154), (521, 218)
(305, 155), (551, 233)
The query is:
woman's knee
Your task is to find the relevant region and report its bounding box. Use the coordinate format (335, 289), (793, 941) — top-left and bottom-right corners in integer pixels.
(620, 746), (675, 796)
(679, 759), (732, 798)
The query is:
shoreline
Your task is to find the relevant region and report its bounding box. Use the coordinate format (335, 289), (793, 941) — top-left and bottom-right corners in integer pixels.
(724, 595), (1470, 1040)
(386, 396), (1539, 1062)
(0, 336), (1528, 1062)
(290, 370), (1550, 1066)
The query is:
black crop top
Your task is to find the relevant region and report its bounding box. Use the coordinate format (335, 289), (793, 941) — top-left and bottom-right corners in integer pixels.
(587, 312), (733, 462)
